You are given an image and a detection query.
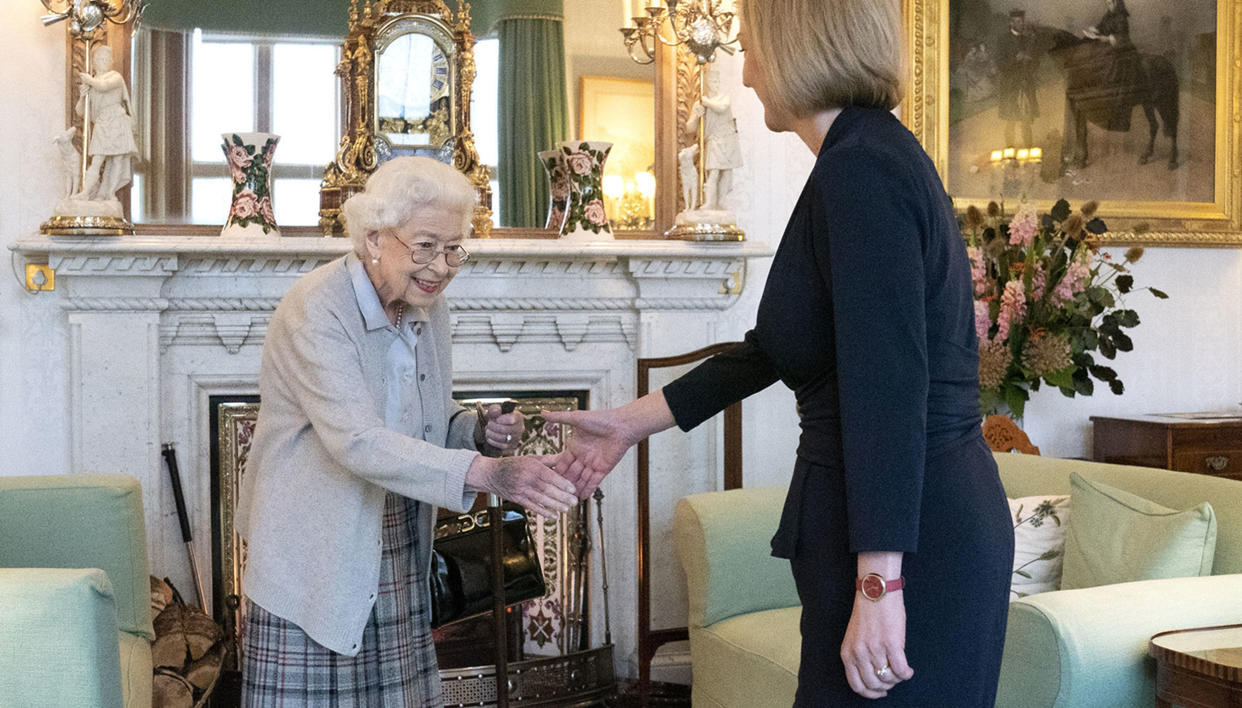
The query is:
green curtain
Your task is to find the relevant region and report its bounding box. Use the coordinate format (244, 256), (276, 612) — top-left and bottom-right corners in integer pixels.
(141, 0), (347, 38)
(497, 15), (568, 227)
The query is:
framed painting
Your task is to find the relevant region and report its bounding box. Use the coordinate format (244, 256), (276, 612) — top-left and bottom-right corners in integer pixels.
(579, 76), (656, 231)
(904, 0), (1241, 245)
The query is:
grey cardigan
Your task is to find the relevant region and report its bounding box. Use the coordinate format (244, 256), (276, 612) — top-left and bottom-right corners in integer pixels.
(236, 253), (479, 655)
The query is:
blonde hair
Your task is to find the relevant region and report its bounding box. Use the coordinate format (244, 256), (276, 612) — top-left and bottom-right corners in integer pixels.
(738, 0), (904, 117)
(341, 156), (477, 255)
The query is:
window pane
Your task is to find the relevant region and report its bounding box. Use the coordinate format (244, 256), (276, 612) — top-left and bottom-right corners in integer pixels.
(192, 33), (255, 162)
(472, 38), (499, 168)
(191, 177), (233, 225)
(130, 173), (145, 223)
(273, 43), (339, 165)
(273, 178), (323, 226)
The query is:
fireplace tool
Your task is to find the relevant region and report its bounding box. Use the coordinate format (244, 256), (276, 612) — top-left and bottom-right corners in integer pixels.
(161, 442), (207, 610)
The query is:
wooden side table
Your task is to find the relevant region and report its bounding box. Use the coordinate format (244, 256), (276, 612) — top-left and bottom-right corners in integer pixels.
(1149, 625), (1242, 708)
(1091, 414), (1242, 481)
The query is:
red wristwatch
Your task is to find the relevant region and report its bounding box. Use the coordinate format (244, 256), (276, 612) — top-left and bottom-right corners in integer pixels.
(856, 573), (905, 601)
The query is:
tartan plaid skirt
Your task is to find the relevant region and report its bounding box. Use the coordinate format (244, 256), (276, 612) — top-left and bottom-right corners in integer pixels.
(241, 493), (442, 707)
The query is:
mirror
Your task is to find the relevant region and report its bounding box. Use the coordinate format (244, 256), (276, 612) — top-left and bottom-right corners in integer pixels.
(374, 28), (455, 162)
(104, 0), (669, 237)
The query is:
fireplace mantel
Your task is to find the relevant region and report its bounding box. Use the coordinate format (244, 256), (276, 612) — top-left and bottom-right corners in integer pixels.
(11, 232), (772, 677)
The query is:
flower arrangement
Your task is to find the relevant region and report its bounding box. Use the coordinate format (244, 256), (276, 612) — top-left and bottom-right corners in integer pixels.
(964, 199), (1167, 419)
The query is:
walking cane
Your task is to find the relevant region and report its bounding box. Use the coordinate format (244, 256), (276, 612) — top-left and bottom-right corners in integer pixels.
(161, 442), (208, 610)
(480, 400), (519, 708)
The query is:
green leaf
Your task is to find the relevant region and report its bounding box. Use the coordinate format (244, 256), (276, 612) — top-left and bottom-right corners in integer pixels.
(1043, 367), (1075, 389)
(1099, 337), (1117, 359)
(232, 134), (244, 147)
(1038, 549), (1062, 561)
(1150, 288), (1169, 299)
(1089, 365), (1118, 381)
(1015, 570), (1032, 579)
(1051, 199), (1071, 221)
(1116, 274), (1134, 293)
(1059, 385), (1077, 397)
(1116, 309), (1140, 327)
(1109, 379), (1125, 395)
(1085, 218), (1108, 234)
(1081, 330), (1099, 350)
(1073, 373), (1095, 396)
(1004, 386), (1029, 420)
(1087, 287), (1115, 308)
(1113, 332), (1133, 352)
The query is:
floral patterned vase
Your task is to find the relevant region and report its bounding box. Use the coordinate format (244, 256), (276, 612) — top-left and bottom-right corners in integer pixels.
(556, 140), (613, 241)
(538, 149), (570, 231)
(221, 132), (280, 237)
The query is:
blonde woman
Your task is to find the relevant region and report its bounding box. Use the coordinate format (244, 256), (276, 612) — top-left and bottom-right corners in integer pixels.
(546, 1), (1013, 704)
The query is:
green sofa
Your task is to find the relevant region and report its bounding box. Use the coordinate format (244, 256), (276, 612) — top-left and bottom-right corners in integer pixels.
(0, 474), (154, 708)
(673, 454), (1242, 707)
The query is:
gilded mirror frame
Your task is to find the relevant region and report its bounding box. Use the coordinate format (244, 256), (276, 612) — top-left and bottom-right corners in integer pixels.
(66, 2), (690, 239)
(902, 0), (1242, 246)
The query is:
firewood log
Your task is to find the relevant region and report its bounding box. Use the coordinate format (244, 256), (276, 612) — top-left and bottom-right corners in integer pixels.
(150, 576), (174, 616)
(151, 632), (188, 670)
(184, 610), (223, 661)
(185, 642), (224, 691)
(153, 669), (194, 708)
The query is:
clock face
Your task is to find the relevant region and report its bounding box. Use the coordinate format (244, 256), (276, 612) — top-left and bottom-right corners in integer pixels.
(861, 574), (886, 600)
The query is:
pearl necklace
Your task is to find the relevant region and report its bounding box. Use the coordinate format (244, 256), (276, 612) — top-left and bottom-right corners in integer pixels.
(394, 303), (406, 329)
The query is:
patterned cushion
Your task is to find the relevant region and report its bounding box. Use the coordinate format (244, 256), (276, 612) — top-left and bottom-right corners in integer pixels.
(1007, 494), (1071, 600)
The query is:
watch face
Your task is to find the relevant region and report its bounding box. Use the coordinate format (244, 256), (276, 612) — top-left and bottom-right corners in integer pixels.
(861, 574), (885, 600)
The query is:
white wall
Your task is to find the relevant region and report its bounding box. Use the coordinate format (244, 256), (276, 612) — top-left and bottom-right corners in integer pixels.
(1, 8), (72, 478)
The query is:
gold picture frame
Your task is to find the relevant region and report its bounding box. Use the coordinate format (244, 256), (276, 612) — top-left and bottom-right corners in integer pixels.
(903, 0), (1241, 246)
(579, 76), (657, 231)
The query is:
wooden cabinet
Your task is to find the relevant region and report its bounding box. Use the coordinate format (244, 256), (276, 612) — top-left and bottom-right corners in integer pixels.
(1091, 414), (1242, 481)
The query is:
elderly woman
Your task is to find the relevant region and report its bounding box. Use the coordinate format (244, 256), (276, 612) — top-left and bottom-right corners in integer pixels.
(236, 156), (576, 706)
(545, 1), (1012, 705)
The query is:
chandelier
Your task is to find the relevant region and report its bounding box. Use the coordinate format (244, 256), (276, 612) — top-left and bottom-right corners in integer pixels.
(620, 0), (739, 65)
(40, 0), (143, 37)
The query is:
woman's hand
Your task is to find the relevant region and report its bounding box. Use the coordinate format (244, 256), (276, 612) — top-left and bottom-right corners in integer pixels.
(840, 591), (914, 699)
(842, 552), (914, 699)
(542, 408), (638, 499)
(480, 403), (524, 455)
(465, 455), (577, 519)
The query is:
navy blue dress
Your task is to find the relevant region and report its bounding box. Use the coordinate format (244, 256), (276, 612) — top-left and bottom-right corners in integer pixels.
(663, 107), (1013, 706)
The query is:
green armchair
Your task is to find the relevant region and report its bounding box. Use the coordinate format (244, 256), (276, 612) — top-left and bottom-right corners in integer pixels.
(673, 455), (1242, 708)
(0, 474), (154, 708)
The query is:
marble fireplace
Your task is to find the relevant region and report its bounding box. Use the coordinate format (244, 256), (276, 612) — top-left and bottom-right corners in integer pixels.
(11, 232), (771, 678)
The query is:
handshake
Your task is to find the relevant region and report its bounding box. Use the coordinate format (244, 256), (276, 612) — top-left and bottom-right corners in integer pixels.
(468, 403), (645, 519)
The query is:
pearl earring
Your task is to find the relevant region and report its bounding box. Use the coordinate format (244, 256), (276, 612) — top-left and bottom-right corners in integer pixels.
(371, 257), (379, 265)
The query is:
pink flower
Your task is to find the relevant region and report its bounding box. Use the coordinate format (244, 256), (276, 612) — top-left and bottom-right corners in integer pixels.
(974, 300), (991, 340)
(226, 144), (253, 183)
(258, 196), (275, 225)
(566, 151), (594, 176)
(1008, 203), (1039, 247)
(994, 280), (1026, 343)
(231, 189), (259, 220)
(1030, 263), (1047, 300)
(1051, 258), (1090, 306)
(966, 246), (987, 296)
(584, 199), (607, 226)
(263, 141), (276, 164)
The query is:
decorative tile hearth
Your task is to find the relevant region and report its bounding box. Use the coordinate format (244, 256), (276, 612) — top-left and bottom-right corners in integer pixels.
(10, 233), (772, 676)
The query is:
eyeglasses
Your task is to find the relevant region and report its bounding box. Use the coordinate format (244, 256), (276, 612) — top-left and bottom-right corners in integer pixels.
(388, 232), (471, 267)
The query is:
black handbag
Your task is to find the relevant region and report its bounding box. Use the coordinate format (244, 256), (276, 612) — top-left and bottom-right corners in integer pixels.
(428, 503), (547, 628)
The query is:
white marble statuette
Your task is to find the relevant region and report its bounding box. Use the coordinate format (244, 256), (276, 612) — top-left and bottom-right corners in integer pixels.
(672, 65), (744, 241)
(43, 43), (138, 235)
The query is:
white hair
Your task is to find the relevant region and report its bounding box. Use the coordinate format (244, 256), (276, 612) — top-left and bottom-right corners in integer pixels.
(341, 156), (477, 255)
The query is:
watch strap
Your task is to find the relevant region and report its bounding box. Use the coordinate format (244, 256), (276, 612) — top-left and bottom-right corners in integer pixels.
(856, 573), (905, 601)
